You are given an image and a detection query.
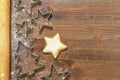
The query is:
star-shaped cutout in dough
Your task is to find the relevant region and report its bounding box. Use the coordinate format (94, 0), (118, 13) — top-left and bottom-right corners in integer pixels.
(37, 63), (69, 80)
(43, 33), (67, 58)
(32, 7), (53, 34)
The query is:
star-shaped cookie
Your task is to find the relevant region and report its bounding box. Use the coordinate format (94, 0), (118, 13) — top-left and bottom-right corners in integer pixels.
(43, 33), (67, 58)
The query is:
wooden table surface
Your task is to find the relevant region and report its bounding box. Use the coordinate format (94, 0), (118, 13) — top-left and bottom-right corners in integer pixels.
(42, 0), (120, 80)
(11, 0), (120, 80)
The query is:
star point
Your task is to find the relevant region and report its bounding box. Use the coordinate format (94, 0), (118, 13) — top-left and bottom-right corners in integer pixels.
(43, 33), (67, 58)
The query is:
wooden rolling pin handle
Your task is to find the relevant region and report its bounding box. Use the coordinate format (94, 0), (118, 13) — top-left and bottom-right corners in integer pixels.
(0, 0), (10, 80)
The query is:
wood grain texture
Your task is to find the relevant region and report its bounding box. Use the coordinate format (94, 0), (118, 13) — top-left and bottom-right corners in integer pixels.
(38, 0), (120, 80)
(11, 0), (120, 80)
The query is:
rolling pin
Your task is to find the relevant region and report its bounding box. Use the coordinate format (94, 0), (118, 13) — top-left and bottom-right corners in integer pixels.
(0, 0), (10, 80)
